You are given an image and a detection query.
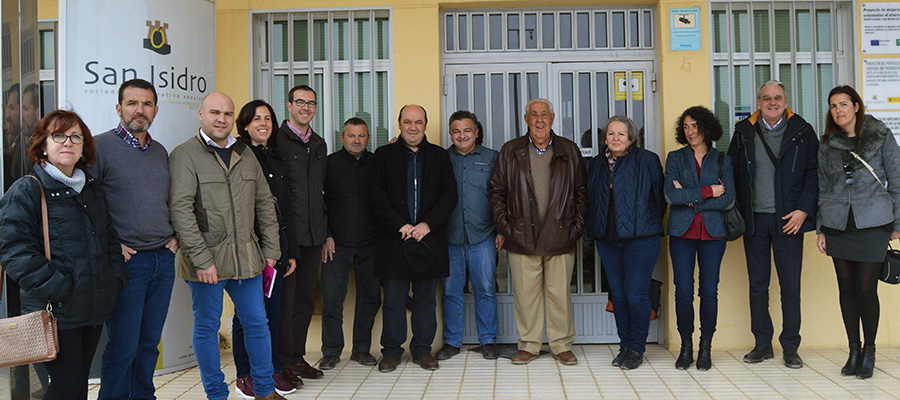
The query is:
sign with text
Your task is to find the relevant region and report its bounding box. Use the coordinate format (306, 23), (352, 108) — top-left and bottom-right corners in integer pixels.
(862, 58), (900, 110)
(861, 3), (900, 54)
(59, 0), (215, 374)
(670, 8), (701, 51)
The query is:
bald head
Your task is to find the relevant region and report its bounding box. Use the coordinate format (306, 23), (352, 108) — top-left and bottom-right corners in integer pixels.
(398, 104), (427, 151)
(199, 92), (235, 146)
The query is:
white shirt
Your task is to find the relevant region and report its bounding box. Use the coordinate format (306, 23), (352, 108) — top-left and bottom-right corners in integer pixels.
(198, 128), (237, 149)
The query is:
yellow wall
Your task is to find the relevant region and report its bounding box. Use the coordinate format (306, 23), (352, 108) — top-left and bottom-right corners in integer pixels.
(39, 0), (900, 355)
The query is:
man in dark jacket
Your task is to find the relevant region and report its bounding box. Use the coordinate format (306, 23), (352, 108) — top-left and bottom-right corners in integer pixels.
(318, 117), (382, 370)
(728, 80), (818, 369)
(274, 84), (327, 384)
(489, 98), (588, 366)
(368, 104), (457, 373)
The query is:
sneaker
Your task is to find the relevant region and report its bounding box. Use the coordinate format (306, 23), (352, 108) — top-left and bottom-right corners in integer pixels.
(235, 375), (255, 399)
(272, 371), (297, 395)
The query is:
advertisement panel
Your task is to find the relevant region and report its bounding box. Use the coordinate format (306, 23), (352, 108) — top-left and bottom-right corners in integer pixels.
(59, 0), (215, 374)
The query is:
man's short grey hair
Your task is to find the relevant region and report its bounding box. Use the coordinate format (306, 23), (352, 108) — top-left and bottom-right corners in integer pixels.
(603, 115), (641, 148)
(757, 80), (787, 100)
(525, 98), (554, 115)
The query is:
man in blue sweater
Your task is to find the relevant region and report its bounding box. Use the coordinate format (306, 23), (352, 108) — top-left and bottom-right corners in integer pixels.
(94, 79), (179, 400)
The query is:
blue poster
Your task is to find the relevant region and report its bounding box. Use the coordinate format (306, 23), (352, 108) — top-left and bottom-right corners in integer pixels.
(670, 8), (701, 51)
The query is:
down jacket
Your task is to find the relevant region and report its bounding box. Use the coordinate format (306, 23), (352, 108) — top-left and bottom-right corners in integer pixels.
(818, 115), (900, 232)
(586, 146), (666, 240)
(0, 163), (127, 329)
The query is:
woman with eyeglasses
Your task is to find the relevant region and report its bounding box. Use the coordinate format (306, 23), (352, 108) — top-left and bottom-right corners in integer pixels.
(816, 85), (900, 380)
(0, 110), (127, 399)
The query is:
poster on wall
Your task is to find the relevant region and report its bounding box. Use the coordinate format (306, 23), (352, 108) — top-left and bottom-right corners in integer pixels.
(669, 8), (701, 51)
(58, 0), (215, 374)
(870, 112), (900, 146)
(862, 58), (900, 110)
(861, 3), (900, 54)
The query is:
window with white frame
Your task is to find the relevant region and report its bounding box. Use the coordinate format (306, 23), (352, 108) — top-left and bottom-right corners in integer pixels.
(711, 1), (853, 152)
(252, 9), (392, 152)
(38, 21), (56, 116)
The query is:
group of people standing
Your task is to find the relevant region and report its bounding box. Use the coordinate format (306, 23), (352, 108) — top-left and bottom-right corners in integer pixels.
(0, 76), (896, 400)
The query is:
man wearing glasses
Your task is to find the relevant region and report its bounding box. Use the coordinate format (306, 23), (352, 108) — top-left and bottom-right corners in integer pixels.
(275, 85), (328, 387)
(728, 80), (818, 369)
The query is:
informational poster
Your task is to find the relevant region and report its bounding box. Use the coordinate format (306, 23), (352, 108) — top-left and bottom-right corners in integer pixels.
(861, 3), (900, 54)
(862, 58), (900, 110)
(870, 111), (900, 146)
(614, 71), (643, 101)
(670, 8), (701, 51)
(59, 0), (215, 375)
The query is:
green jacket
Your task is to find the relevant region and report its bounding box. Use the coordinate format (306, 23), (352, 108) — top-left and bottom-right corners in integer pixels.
(168, 132), (281, 282)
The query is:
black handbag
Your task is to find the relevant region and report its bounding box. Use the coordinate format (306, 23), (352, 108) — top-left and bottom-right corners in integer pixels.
(718, 153), (745, 241)
(882, 245), (900, 284)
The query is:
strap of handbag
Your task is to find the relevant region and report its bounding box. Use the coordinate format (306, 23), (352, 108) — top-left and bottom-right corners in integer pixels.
(718, 153), (736, 211)
(2, 176), (53, 314)
(755, 124), (778, 166)
(849, 151), (888, 191)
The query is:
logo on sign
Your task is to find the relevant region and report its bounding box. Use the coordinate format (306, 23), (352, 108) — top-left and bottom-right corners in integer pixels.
(144, 20), (171, 55)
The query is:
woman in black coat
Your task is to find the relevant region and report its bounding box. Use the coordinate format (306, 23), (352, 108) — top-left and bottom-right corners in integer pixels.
(231, 100), (301, 395)
(0, 110), (127, 400)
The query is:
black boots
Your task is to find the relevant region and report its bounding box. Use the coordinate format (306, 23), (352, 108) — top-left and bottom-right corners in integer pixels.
(841, 342), (861, 376)
(696, 339), (712, 371)
(857, 344), (876, 379)
(675, 341), (693, 370)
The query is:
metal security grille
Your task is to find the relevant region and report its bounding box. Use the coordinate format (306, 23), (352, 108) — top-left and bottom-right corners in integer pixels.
(251, 9), (393, 152)
(710, 1), (853, 151)
(444, 7), (655, 53)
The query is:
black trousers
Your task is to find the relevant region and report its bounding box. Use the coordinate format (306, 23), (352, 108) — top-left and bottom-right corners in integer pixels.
(380, 278), (437, 359)
(43, 325), (103, 400)
(278, 244), (321, 367)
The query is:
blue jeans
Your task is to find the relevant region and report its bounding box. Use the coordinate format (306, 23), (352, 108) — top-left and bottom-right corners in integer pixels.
(669, 237), (727, 341)
(233, 261), (285, 377)
(320, 244), (381, 356)
(442, 238), (498, 347)
(100, 246), (175, 400)
(744, 213), (804, 350)
(596, 236), (660, 354)
(187, 275), (274, 400)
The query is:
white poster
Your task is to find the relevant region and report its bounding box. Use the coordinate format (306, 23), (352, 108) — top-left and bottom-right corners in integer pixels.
(870, 111), (900, 146)
(861, 3), (900, 54)
(862, 58), (900, 110)
(59, 0), (215, 374)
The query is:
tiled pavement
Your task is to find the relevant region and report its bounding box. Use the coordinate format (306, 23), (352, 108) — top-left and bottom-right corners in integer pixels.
(84, 345), (900, 399)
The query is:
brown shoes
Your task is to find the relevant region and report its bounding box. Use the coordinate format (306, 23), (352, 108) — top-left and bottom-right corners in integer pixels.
(290, 360), (324, 379)
(554, 350), (578, 365)
(511, 350), (538, 365)
(378, 355), (401, 372)
(413, 353), (440, 370)
(254, 391), (287, 400)
(278, 368), (303, 389)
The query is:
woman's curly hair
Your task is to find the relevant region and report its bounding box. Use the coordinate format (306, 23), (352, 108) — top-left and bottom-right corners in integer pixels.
(674, 106), (723, 147)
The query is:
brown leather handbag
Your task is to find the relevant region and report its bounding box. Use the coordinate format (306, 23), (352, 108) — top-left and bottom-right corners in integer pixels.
(0, 175), (59, 368)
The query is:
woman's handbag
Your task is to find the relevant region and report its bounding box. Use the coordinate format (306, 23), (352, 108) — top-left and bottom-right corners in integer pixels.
(882, 245), (900, 284)
(718, 153), (745, 241)
(0, 175), (59, 368)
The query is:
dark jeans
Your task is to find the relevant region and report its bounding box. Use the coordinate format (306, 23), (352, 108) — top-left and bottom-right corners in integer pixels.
(743, 212), (804, 351)
(100, 246), (175, 400)
(44, 325), (103, 400)
(381, 278), (436, 358)
(669, 237), (727, 341)
(278, 244), (321, 367)
(595, 236), (660, 354)
(320, 244), (382, 356)
(233, 260), (285, 377)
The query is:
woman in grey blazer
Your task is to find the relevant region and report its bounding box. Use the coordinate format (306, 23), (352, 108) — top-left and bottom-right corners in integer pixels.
(816, 85), (900, 379)
(664, 106), (735, 371)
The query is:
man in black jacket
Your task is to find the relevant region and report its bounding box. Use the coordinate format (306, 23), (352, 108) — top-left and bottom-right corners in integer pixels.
(274, 84), (327, 385)
(318, 118), (382, 370)
(728, 80), (818, 369)
(367, 104), (457, 373)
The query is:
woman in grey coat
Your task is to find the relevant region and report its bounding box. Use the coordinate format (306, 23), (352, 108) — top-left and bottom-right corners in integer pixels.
(816, 85), (900, 380)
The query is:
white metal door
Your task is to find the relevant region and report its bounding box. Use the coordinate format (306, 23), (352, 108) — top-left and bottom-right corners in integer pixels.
(443, 61), (661, 344)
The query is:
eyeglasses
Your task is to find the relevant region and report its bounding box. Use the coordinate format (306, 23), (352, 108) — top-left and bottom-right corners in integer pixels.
(844, 165), (855, 187)
(50, 133), (84, 144)
(291, 99), (317, 108)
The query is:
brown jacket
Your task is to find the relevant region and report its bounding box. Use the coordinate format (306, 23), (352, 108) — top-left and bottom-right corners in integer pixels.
(489, 132), (588, 256)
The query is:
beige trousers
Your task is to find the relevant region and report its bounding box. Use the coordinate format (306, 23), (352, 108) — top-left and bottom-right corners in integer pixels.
(507, 251), (576, 355)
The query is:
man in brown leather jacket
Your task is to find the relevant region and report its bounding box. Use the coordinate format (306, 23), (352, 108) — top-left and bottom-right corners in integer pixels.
(489, 98), (588, 366)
